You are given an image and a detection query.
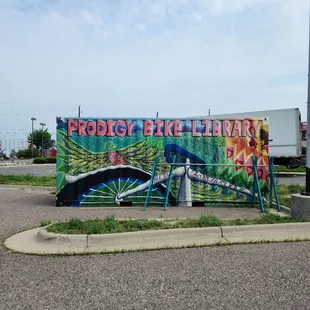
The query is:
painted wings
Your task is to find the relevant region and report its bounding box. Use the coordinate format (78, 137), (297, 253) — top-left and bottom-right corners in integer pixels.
(57, 131), (168, 176)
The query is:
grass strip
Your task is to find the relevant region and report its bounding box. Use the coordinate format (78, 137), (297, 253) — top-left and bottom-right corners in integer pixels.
(0, 175), (56, 186)
(275, 166), (305, 173)
(46, 213), (309, 235)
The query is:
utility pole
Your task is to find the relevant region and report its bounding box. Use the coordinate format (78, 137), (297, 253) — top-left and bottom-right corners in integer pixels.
(31, 117), (36, 159)
(78, 106), (81, 118)
(306, 5), (310, 194)
(208, 109), (211, 116)
(156, 112), (159, 118)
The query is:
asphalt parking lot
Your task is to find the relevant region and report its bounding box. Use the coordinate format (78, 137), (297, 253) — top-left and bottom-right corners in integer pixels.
(0, 187), (310, 310)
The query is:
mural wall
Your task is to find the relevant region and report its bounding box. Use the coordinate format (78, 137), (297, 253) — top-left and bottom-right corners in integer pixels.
(56, 118), (269, 207)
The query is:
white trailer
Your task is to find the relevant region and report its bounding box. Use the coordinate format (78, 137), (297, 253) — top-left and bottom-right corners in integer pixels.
(192, 108), (302, 167)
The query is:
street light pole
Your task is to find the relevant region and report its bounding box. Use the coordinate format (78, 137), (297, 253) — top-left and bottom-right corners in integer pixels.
(40, 123), (46, 157)
(31, 117), (36, 159)
(306, 5), (310, 194)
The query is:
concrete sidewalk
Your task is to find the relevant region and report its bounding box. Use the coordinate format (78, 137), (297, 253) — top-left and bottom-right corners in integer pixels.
(4, 222), (310, 255)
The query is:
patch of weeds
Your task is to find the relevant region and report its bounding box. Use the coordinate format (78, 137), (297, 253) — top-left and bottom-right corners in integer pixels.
(225, 213), (308, 226)
(197, 214), (223, 227)
(0, 174), (55, 186)
(257, 213), (308, 224)
(46, 213), (310, 235)
(287, 184), (305, 194)
(47, 214), (224, 234)
(279, 196), (292, 208)
(278, 184), (305, 195)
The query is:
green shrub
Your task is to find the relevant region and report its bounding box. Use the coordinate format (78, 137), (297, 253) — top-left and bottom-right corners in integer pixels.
(16, 148), (39, 159)
(46, 156), (56, 163)
(33, 156), (56, 164)
(33, 157), (45, 164)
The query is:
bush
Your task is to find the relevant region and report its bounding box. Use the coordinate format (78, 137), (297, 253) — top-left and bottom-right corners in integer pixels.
(33, 156), (56, 164)
(16, 148), (39, 159)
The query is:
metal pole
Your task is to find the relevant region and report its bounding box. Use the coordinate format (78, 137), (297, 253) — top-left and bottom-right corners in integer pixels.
(78, 106), (81, 118)
(31, 117), (36, 158)
(40, 123), (46, 157)
(306, 3), (310, 193)
(32, 121), (33, 158)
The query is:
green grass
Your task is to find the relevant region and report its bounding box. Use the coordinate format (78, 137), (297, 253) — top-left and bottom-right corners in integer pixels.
(46, 214), (309, 235)
(275, 166), (305, 173)
(278, 184), (305, 195)
(0, 175), (56, 186)
(276, 184), (305, 208)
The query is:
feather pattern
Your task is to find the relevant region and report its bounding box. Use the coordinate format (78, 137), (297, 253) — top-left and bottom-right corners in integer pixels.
(57, 132), (169, 176)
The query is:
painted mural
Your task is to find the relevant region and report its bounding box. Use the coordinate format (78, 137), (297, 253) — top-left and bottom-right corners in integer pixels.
(56, 118), (269, 207)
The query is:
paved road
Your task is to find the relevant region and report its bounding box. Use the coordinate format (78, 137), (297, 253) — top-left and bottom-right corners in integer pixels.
(0, 187), (310, 310)
(0, 164), (56, 176)
(276, 175), (305, 185)
(0, 164), (306, 186)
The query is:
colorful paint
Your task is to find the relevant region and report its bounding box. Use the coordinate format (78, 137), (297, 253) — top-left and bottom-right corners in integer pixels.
(56, 118), (269, 207)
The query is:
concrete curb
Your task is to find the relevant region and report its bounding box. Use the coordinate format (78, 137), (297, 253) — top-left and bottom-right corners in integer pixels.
(4, 222), (310, 255)
(221, 223), (310, 242)
(0, 163), (55, 168)
(0, 185), (55, 191)
(276, 172), (305, 176)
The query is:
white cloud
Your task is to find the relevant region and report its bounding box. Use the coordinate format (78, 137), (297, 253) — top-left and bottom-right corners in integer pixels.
(0, 0), (309, 149)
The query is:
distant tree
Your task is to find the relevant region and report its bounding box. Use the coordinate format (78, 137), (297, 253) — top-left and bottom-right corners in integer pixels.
(0, 149), (8, 159)
(27, 129), (54, 150)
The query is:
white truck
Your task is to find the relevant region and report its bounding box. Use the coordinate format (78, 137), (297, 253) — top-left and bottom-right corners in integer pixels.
(192, 108), (302, 168)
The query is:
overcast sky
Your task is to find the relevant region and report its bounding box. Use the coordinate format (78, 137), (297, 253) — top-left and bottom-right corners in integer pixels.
(0, 0), (309, 144)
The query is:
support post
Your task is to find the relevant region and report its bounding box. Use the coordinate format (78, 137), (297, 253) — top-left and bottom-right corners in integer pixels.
(163, 155), (176, 211)
(144, 156), (159, 211)
(252, 157), (257, 207)
(252, 156), (264, 213)
(269, 156), (280, 211)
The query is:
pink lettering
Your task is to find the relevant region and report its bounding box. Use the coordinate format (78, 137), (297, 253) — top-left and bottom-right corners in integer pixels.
(252, 120), (262, 138)
(106, 120), (115, 137)
(223, 120), (231, 137)
(202, 120), (211, 136)
(154, 120), (163, 137)
(78, 120), (87, 136)
(126, 121), (135, 137)
(115, 120), (126, 137)
(164, 121), (174, 136)
(242, 120), (251, 137)
(143, 120), (153, 136)
(174, 120), (182, 137)
(212, 120), (221, 136)
(232, 120), (241, 137)
(192, 120), (201, 137)
(86, 121), (96, 136)
(67, 120), (78, 137)
(96, 120), (107, 136)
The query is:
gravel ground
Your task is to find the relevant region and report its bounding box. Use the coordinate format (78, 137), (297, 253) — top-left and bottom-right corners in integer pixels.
(1, 187), (310, 310)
